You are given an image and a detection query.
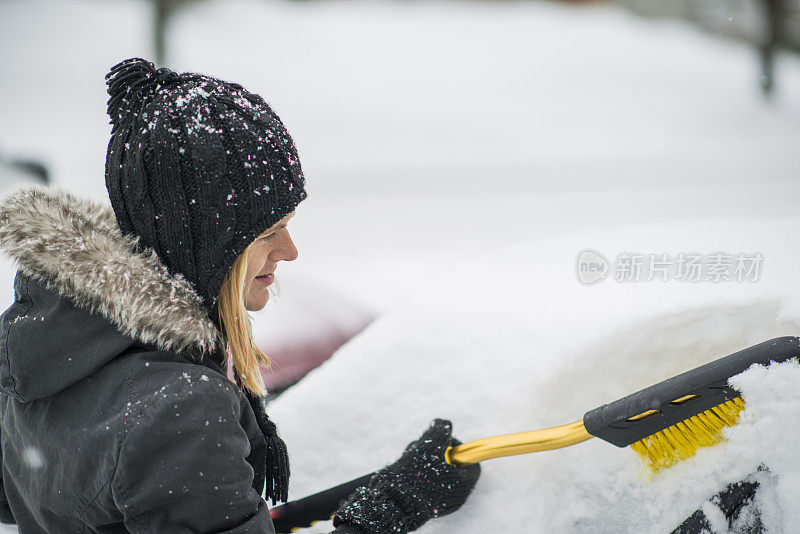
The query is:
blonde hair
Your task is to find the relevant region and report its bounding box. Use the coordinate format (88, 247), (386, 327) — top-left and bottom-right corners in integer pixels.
(217, 242), (272, 396)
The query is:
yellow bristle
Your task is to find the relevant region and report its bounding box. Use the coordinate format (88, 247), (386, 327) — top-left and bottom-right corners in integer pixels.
(630, 396), (745, 474)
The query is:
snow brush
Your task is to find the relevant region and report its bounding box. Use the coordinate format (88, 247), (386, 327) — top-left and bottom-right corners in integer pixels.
(270, 336), (799, 533)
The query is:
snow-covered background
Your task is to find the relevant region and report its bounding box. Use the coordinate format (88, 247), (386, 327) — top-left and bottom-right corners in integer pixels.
(272, 219), (800, 532)
(1, 0), (799, 532)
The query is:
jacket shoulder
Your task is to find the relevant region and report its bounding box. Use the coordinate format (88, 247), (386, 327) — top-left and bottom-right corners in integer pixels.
(120, 347), (243, 410)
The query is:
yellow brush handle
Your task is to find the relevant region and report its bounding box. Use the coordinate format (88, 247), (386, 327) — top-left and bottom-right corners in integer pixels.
(445, 420), (594, 466)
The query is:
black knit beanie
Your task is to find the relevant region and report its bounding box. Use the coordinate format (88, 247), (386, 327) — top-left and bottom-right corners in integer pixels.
(104, 58), (307, 324)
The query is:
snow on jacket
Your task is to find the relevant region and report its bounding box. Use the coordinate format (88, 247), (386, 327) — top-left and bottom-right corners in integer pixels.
(0, 186), (286, 533)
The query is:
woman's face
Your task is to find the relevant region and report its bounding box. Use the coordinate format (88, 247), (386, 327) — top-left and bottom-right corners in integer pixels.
(243, 212), (298, 311)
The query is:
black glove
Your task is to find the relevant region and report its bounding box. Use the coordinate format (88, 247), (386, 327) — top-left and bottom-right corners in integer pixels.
(333, 419), (481, 534)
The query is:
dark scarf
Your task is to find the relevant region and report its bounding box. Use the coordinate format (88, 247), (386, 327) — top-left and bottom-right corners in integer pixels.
(236, 371), (291, 506)
(205, 346), (291, 506)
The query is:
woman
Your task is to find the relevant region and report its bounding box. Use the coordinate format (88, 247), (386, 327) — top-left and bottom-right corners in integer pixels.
(0, 58), (479, 533)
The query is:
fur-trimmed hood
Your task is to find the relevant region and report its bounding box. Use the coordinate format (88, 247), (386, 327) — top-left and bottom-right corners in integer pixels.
(0, 185), (221, 361)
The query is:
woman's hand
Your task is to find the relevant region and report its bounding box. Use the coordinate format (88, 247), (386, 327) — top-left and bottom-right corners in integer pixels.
(333, 419), (481, 534)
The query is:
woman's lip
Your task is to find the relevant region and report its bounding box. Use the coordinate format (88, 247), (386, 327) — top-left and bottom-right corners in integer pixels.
(256, 273), (274, 285)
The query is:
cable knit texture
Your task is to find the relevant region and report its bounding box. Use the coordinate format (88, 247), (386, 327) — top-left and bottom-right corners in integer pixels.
(105, 58), (307, 320)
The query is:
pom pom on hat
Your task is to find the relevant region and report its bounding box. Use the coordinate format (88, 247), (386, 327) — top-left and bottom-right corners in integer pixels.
(106, 58), (180, 127)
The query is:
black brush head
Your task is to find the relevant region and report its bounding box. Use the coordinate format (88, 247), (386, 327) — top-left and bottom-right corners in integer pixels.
(583, 336), (800, 447)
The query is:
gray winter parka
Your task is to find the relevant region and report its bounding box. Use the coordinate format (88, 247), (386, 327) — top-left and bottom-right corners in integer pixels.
(0, 186), (280, 532)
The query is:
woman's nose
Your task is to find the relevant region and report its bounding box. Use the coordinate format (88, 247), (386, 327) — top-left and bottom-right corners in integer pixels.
(274, 231), (299, 262)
